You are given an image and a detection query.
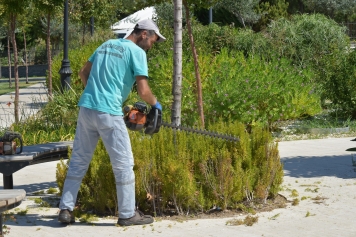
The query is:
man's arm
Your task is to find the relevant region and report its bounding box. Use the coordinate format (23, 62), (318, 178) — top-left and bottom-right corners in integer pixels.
(136, 76), (157, 106)
(78, 61), (92, 87)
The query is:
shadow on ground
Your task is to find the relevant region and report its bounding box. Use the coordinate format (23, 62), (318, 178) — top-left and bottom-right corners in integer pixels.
(281, 154), (356, 179)
(4, 214), (116, 229)
(0, 181), (58, 193)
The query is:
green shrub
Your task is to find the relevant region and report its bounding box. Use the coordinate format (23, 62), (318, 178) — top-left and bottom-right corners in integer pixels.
(322, 49), (356, 118)
(56, 121), (283, 215)
(249, 125), (283, 201)
(265, 14), (349, 94)
(266, 14), (349, 67)
(49, 14), (353, 125)
(150, 20), (273, 63)
(152, 15), (352, 121)
(203, 49), (321, 126)
(49, 19), (323, 128)
(183, 22), (272, 58)
(149, 48), (321, 127)
(12, 89), (79, 145)
(254, 0), (289, 32)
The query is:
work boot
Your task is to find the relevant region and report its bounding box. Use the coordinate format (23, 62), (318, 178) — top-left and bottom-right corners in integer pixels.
(117, 210), (154, 226)
(58, 209), (75, 224)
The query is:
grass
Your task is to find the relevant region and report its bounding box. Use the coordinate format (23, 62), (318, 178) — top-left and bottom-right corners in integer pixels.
(0, 80), (44, 95)
(290, 189), (299, 197)
(268, 213), (280, 220)
(273, 111), (356, 141)
(305, 187), (319, 193)
(292, 198), (299, 206)
(305, 211), (316, 217)
(16, 209), (28, 216)
(78, 213), (99, 223)
(226, 215), (259, 226)
(297, 115), (350, 129)
(47, 187), (59, 194)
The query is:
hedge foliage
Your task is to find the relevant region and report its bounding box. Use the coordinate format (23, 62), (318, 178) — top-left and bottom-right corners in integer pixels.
(51, 15), (337, 127)
(265, 13), (350, 101)
(322, 49), (356, 117)
(56, 121), (283, 215)
(148, 48), (321, 126)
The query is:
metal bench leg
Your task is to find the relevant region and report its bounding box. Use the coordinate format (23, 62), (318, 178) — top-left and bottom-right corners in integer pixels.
(3, 175), (13, 189)
(0, 213), (3, 236)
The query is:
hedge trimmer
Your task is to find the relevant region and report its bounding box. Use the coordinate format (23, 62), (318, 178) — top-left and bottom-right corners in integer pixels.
(123, 102), (239, 142)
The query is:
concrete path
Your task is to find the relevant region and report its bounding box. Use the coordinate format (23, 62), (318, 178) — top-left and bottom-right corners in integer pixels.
(0, 82), (48, 129)
(0, 138), (354, 237)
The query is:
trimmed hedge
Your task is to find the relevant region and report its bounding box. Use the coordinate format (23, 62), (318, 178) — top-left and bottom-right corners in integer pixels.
(56, 122), (283, 215)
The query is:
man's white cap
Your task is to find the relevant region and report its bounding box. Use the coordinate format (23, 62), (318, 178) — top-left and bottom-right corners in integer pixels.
(134, 19), (166, 43)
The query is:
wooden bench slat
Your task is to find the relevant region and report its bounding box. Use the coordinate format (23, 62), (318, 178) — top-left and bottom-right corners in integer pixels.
(0, 200), (6, 207)
(0, 189), (26, 208)
(0, 141), (73, 163)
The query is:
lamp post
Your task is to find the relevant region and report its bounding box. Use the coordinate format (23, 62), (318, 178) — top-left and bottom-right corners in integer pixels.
(59, 0), (72, 92)
(90, 16), (94, 36)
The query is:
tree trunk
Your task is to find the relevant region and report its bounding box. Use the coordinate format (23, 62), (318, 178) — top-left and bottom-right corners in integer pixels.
(47, 12), (53, 98)
(23, 29), (29, 84)
(171, 0), (183, 126)
(82, 22), (86, 45)
(182, 0), (205, 128)
(7, 28), (12, 88)
(299, 0), (304, 13)
(10, 13), (19, 123)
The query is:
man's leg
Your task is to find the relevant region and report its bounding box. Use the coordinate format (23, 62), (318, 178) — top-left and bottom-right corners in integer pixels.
(98, 114), (136, 219)
(59, 107), (99, 215)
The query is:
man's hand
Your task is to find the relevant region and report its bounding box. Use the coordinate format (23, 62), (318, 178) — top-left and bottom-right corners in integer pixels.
(78, 61), (92, 87)
(152, 101), (162, 111)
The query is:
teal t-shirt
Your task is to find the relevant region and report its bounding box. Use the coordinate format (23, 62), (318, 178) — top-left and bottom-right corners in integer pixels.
(78, 38), (148, 115)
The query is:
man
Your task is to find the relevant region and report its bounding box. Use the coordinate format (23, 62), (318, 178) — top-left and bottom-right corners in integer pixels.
(58, 19), (165, 226)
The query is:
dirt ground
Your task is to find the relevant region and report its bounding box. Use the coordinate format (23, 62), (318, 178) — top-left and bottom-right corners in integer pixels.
(20, 191), (289, 225)
(154, 193), (289, 222)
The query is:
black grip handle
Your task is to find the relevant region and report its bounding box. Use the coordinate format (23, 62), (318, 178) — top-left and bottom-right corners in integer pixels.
(145, 108), (162, 135)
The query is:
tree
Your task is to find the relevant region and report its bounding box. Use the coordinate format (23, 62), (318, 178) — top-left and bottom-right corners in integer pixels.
(286, 0), (305, 14)
(181, 0), (221, 128)
(171, 0), (183, 126)
(139, 1), (186, 126)
(0, 14), (8, 80)
(22, 28), (28, 83)
(68, 0), (127, 44)
(0, 0), (30, 123)
(18, 4), (35, 84)
(301, 0), (356, 22)
(182, 0), (205, 127)
(132, 0), (219, 127)
(35, 0), (63, 98)
(68, 0), (95, 44)
(254, 0), (289, 31)
(215, 0), (261, 28)
(7, 26), (12, 87)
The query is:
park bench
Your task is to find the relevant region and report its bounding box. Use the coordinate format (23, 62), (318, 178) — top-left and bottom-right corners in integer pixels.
(0, 141), (73, 189)
(0, 189), (26, 236)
